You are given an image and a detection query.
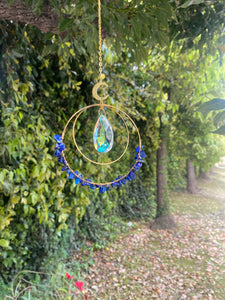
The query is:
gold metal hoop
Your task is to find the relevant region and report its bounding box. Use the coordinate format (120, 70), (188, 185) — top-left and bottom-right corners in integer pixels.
(72, 104), (129, 166)
(61, 104), (142, 186)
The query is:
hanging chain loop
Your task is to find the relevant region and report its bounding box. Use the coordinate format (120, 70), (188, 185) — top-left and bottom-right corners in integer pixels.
(98, 0), (103, 82)
(92, 0), (109, 102)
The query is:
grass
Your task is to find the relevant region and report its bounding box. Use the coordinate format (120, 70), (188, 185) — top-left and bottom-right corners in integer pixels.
(171, 166), (225, 216)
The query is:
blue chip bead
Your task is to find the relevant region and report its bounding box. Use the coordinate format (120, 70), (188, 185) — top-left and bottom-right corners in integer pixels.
(68, 172), (75, 179)
(135, 145), (143, 153)
(55, 143), (61, 149)
(135, 154), (144, 161)
(117, 181), (122, 187)
(58, 143), (65, 151)
(81, 179), (91, 186)
(61, 166), (68, 171)
(129, 171), (136, 180)
(140, 150), (146, 158)
(138, 158), (144, 163)
(90, 184), (97, 190)
(121, 178), (127, 185)
(134, 162), (142, 172)
(111, 182), (118, 188)
(55, 142), (65, 150)
(75, 177), (80, 184)
(115, 177), (122, 187)
(74, 172), (81, 184)
(53, 135), (62, 142)
(58, 156), (66, 164)
(99, 186), (107, 193)
(54, 150), (62, 157)
(86, 179), (92, 186)
(126, 175), (131, 181)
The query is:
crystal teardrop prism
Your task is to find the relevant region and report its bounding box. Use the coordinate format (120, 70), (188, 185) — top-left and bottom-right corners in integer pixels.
(93, 114), (113, 153)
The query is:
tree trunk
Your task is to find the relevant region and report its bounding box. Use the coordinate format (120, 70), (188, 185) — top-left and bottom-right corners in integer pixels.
(150, 112), (177, 230)
(199, 168), (210, 179)
(186, 160), (198, 194)
(156, 138), (168, 217)
(0, 0), (59, 33)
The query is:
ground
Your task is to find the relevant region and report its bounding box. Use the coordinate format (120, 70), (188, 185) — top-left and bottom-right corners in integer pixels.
(83, 166), (225, 299)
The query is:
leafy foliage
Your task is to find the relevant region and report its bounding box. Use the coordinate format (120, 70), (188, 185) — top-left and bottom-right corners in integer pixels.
(170, 0), (225, 51)
(0, 19), (155, 280)
(199, 98), (225, 135)
(0, 22), (91, 279)
(199, 98), (225, 114)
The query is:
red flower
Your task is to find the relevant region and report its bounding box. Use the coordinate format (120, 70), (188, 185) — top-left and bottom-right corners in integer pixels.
(75, 281), (84, 291)
(85, 291), (88, 299)
(66, 273), (74, 279)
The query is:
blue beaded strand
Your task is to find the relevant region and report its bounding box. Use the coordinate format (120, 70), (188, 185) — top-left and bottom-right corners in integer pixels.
(53, 135), (145, 193)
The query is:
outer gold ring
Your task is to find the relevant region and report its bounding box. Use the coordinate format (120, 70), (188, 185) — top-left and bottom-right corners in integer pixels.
(61, 104), (142, 186)
(72, 105), (129, 166)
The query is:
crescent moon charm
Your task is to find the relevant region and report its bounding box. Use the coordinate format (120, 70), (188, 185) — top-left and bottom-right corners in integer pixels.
(92, 82), (109, 101)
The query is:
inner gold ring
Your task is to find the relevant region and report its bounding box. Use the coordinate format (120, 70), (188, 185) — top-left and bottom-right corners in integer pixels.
(72, 105), (129, 166)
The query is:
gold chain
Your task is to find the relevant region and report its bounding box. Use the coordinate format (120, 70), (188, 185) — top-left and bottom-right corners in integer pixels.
(98, 0), (103, 81)
(93, 0), (108, 106)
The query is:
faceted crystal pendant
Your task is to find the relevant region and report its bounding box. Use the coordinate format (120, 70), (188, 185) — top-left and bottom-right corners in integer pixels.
(93, 114), (113, 153)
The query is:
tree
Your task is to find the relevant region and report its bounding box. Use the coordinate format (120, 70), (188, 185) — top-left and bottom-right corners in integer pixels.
(169, 45), (225, 194)
(151, 111), (177, 230)
(111, 33), (224, 228)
